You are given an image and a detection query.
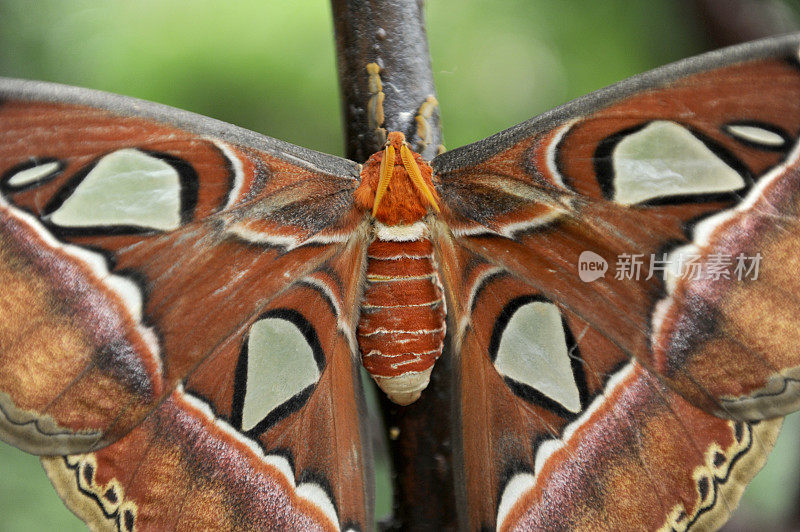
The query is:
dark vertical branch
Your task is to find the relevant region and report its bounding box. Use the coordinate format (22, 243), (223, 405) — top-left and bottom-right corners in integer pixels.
(330, 1), (457, 530)
(374, 347), (459, 531)
(331, 0), (444, 162)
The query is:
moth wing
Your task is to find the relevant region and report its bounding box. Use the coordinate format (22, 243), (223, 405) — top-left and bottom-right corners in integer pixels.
(434, 33), (800, 421)
(42, 240), (373, 530)
(432, 33), (800, 529)
(0, 79), (373, 528)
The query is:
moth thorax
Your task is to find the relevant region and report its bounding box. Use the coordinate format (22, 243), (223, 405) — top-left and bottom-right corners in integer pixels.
(353, 131), (440, 226)
(356, 223), (446, 405)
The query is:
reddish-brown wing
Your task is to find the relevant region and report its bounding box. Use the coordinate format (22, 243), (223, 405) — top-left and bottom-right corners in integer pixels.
(432, 34), (800, 529)
(499, 364), (780, 532)
(42, 240), (372, 530)
(432, 241), (779, 530)
(0, 80), (372, 529)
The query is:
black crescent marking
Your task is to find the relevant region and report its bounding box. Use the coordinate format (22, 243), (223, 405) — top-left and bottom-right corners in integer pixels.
(206, 140), (240, 211)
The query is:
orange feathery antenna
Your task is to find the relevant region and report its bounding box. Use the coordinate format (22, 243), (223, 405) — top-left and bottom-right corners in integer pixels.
(400, 143), (440, 213)
(372, 143), (395, 216)
(355, 131), (440, 225)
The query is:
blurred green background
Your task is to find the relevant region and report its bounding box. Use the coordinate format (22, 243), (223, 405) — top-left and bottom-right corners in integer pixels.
(1, 1), (800, 529)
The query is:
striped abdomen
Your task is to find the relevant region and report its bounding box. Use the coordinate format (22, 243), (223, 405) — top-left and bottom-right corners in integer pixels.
(357, 229), (446, 405)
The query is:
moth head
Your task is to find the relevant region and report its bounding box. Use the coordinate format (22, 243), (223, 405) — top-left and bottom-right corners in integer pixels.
(386, 130), (406, 151)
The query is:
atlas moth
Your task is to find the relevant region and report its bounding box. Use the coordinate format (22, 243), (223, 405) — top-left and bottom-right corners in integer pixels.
(0, 24), (799, 531)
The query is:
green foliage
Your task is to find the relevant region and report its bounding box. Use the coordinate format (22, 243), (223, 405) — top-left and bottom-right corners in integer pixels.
(0, 0), (707, 154)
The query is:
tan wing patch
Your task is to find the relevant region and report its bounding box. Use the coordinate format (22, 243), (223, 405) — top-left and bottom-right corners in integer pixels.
(43, 453), (137, 532)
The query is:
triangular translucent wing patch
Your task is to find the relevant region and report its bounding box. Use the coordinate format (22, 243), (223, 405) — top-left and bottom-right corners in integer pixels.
(239, 314), (322, 432)
(612, 120), (745, 204)
(494, 300), (581, 413)
(49, 149), (182, 230)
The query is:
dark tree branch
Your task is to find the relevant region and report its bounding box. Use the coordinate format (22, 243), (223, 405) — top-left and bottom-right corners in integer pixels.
(330, 1), (457, 530)
(331, 0), (444, 162)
